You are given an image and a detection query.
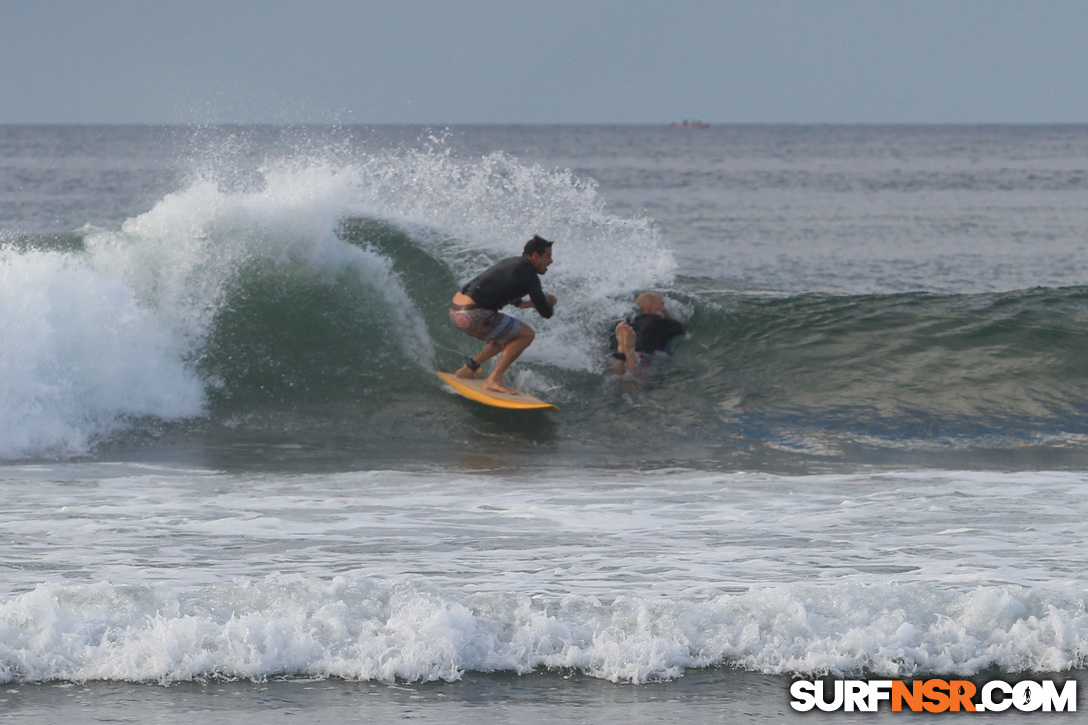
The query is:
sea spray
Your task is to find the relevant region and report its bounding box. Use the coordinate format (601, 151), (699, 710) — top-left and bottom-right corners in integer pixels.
(342, 143), (677, 370)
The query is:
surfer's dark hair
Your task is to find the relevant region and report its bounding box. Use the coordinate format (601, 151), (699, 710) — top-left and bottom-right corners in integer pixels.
(523, 235), (554, 257)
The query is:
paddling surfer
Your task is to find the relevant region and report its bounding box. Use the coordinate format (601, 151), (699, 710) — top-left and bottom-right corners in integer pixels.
(610, 291), (686, 376)
(449, 236), (557, 395)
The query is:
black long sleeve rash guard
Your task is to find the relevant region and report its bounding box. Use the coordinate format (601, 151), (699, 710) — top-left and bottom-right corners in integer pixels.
(460, 256), (554, 318)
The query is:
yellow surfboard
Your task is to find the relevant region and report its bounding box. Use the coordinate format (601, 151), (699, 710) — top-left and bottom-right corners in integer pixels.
(436, 371), (558, 411)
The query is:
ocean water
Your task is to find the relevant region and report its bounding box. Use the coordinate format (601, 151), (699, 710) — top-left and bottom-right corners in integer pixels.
(2, 124), (1088, 722)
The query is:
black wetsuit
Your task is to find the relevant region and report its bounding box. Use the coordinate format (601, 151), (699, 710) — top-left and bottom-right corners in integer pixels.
(461, 257), (554, 318)
(611, 313), (686, 358)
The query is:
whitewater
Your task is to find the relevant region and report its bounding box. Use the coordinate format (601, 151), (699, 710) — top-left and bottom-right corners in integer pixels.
(1, 124), (1088, 722)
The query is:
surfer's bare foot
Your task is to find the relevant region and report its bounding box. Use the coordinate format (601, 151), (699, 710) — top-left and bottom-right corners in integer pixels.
(454, 365), (482, 379)
(615, 321), (635, 353)
(484, 380), (519, 395)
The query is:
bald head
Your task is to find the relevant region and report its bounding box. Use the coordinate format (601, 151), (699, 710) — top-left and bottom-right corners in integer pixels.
(636, 292), (667, 315)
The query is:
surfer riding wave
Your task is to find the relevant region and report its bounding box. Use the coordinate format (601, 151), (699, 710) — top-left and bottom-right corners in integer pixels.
(449, 236), (557, 395)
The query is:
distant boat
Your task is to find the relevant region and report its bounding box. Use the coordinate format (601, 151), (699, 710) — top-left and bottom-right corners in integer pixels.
(670, 120), (709, 129)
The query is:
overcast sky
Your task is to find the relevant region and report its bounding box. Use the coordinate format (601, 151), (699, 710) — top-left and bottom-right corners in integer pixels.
(1, 0), (1086, 125)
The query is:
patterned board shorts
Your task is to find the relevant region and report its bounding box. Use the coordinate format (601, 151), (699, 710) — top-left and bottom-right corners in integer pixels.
(449, 306), (522, 345)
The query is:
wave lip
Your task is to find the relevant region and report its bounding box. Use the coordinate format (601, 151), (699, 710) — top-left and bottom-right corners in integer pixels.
(2, 577), (1084, 684)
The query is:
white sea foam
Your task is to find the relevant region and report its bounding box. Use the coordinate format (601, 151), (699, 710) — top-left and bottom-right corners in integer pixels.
(0, 249), (204, 459)
(2, 465), (1087, 683)
(2, 576), (1085, 684)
